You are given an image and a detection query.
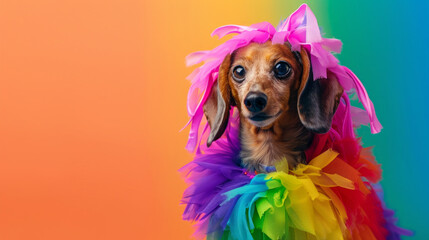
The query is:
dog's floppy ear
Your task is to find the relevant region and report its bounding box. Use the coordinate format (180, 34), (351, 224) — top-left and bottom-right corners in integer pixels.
(204, 54), (232, 147)
(297, 48), (344, 133)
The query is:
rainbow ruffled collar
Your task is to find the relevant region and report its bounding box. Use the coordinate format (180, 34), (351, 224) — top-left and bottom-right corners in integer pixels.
(180, 111), (410, 239)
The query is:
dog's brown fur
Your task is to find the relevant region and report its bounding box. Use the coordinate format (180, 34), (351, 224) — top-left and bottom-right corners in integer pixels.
(204, 41), (343, 172)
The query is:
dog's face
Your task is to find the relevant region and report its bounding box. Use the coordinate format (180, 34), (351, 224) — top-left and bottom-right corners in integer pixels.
(204, 41), (343, 147)
(227, 42), (302, 128)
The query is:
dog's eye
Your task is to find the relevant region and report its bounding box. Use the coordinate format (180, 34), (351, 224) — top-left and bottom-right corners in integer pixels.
(273, 61), (291, 79)
(232, 65), (246, 82)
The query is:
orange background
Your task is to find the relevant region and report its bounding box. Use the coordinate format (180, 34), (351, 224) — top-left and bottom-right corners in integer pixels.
(0, 1), (324, 239)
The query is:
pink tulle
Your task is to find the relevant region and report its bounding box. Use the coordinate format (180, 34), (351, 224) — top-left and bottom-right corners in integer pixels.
(184, 3), (382, 152)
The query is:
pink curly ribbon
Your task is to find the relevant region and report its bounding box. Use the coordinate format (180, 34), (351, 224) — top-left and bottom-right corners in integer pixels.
(184, 4), (382, 152)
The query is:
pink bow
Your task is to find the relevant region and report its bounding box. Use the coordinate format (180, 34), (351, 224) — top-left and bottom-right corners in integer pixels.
(184, 4), (382, 152)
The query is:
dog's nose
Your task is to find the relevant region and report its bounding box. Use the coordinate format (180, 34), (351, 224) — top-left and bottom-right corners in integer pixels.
(244, 92), (267, 113)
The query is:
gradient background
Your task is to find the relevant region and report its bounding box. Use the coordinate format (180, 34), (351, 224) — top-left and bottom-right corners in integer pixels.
(0, 0), (427, 239)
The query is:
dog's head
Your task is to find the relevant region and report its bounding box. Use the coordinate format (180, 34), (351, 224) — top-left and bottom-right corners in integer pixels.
(204, 41), (343, 147)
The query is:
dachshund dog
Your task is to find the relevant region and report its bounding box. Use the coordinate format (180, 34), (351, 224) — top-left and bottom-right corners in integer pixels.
(203, 41), (343, 172)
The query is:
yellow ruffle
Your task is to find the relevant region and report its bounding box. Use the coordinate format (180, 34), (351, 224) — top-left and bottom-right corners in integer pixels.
(253, 149), (362, 240)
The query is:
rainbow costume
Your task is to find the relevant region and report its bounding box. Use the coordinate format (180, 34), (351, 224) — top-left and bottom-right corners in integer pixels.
(181, 4), (411, 240)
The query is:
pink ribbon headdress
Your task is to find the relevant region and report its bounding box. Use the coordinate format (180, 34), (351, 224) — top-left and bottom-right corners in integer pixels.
(184, 3), (382, 152)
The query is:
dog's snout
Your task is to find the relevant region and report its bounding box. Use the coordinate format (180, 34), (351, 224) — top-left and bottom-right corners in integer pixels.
(244, 92), (267, 113)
